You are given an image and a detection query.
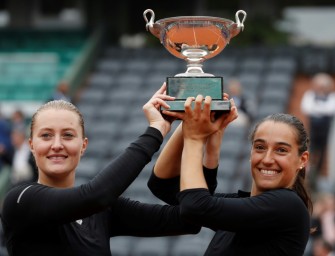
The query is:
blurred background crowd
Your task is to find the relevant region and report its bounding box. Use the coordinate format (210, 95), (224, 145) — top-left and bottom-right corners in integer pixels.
(0, 0), (335, 255)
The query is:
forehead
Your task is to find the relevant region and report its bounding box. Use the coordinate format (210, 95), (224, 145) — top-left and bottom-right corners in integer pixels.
(34, 109), (80, 129)
(254, 121), (297, 144)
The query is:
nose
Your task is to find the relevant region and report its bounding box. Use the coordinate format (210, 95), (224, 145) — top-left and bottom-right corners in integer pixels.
(262, 150), (275, 165)
(51, 135), (64, 151)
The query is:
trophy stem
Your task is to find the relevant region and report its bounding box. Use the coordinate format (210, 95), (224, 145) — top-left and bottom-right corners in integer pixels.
(186, 64), (204, 74)
(175, 62), (213, 77)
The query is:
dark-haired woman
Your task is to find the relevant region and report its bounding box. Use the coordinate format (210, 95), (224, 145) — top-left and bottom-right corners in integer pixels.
(150, 95), (312, 256)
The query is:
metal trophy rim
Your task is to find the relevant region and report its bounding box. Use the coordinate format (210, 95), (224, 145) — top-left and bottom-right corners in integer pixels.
(155, 16), (235, 25)
(144, 9), (246, 33)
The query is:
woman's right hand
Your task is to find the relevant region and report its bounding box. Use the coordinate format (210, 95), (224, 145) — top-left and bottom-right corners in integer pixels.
(163, 95), (224, 142)
(206, 94), (239, 150)
(204, 95), (238, 168)
(142, 83), (175, 138)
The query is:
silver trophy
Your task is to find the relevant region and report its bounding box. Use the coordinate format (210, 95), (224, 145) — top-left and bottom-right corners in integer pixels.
(144, 9), (246, 111)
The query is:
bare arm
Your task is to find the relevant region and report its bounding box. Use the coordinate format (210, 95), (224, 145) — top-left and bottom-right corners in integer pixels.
(181, 137), (207, 189)
(153, 122), (183, 178)
(181, 96), (219, 189)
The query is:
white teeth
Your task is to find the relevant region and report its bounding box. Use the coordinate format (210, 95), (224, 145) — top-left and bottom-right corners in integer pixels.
(261, 169), (277, 175)
(49, 156), (65, 160)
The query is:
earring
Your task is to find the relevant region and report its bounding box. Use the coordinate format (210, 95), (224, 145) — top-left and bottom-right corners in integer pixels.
(299, 166), (304, 170)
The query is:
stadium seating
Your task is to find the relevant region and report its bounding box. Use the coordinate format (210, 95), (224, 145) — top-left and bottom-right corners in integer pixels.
(0, 29), (87, 105)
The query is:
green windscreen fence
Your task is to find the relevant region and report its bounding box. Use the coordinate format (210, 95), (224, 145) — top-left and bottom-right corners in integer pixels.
(0, 29), (90, 102)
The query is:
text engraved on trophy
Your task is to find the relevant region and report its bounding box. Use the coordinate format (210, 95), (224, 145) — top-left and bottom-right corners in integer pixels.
(167, 77), (223, 100)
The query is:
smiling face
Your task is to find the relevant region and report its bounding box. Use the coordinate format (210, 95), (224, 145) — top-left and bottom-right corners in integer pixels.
(250, 120), (308, 196)
(29, 108), (88, 187)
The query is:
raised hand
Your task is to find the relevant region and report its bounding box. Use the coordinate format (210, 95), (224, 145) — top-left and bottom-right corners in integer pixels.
(142, 83), (175, 137)
(204, 94), (238, 168)
(162, 95), (225, 141)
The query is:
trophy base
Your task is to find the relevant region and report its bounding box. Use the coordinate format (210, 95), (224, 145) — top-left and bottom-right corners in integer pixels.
(162, 100), (231, 111)
(163, 76), (230, 112)
(175, 72), (214, 77)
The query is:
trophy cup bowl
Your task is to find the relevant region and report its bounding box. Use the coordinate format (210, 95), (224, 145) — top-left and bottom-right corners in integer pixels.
(143, 9), (246, 111)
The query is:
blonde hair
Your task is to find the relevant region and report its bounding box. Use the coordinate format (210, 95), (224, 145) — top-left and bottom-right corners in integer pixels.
(30, 100), (85, 139)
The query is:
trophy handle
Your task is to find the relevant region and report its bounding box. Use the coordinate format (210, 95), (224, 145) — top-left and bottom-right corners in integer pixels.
(235, 10), (247, 31)
(228, 10), (247, 39)
(143, 9), (155, 30)
(143, 9), (161, 39)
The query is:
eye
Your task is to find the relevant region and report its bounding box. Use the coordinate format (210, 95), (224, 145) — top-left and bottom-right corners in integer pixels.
(253, 144), (265, 151)
(63, 132), (75, 139)
(276, 147), (288, 154)
(40, 133), (52, 139)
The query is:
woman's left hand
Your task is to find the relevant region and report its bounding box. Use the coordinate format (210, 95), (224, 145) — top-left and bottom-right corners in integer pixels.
(143, 83), (175, 138)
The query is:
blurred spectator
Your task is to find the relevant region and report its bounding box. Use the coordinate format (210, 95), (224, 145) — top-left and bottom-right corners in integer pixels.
(227, 78), (256, 127)
(328, 119), (335, 194)
(10, 109), (27, 132)
(49, 80), (71, 102)
(0, 110), (13, 171)
(310, 192), (335, 255)
(9, 126), (36, 186)
(312, 237), (335, 256)
(318, 193), (335, 247)
(300, 73), (335, 190)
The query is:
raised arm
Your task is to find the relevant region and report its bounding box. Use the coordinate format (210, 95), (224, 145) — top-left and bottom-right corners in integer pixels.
(153, 93), (235, 177)
(153, 122), (183, 179)
(163, 95), (238, 190)
(148, 94), (237, 204)
(181, 96), (223, 190)
(203, 93), (237, 169)
(2, 84), (176, 226)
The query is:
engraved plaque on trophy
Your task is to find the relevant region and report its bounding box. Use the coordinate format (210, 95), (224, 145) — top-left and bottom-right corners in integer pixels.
(143, 9), (246, 111)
